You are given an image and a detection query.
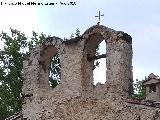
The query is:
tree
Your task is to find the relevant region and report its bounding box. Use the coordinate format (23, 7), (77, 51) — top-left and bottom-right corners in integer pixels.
(0, 29), (28, 119)
(133, 79), (146, 100)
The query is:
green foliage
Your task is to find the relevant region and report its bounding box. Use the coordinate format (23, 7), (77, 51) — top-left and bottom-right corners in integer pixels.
(133, 79), (146, 100)
(49, 54), (61, 88)
(0, 29), (60, 119)
(70, 28), (80, 38)
(70, 33), (75, 39)
(94, 45), (100, 68)
(28, 31), (47, 51)
(0, 29), (28, 119)
(75, 28), (80, 37)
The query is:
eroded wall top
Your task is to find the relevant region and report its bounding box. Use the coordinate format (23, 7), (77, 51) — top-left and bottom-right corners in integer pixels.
(23, 25), (133, 96)
(22, 25), (160, 120)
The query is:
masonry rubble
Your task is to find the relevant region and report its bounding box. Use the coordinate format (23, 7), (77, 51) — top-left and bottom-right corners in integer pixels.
(8, 25), (160, 120)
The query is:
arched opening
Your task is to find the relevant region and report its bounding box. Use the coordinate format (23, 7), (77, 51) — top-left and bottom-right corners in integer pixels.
(39, 45), (61, 89)
(82, 32), (107, 88)
(93, 40), (106, 85)
(49, 53), (61, 88)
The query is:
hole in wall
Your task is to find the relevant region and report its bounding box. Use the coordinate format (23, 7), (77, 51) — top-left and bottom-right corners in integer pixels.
(49, 53), (61, 88)
(149, 84), (156, 93)
(40, 46), (61, 89)
(93, 40), (106, 85)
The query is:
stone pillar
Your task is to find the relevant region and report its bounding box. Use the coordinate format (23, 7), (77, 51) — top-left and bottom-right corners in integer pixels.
(106, 32), (133, 96)
(22, 48), (42, 96)
(60, 40), (84, 94)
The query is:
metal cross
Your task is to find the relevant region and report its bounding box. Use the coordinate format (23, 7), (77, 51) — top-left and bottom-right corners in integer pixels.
(95, 11), (104, 23)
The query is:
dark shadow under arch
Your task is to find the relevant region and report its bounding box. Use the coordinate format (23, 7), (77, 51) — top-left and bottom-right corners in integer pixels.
(39, 45), (61, 89)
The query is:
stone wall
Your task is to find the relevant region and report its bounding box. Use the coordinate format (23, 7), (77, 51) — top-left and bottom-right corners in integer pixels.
(22, 25), (160, 120)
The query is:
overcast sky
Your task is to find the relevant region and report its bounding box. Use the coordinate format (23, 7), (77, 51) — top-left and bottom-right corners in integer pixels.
(0, 0), (160, 83)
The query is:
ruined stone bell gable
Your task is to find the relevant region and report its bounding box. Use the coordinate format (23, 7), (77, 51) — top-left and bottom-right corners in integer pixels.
(22, 25), (160, 120)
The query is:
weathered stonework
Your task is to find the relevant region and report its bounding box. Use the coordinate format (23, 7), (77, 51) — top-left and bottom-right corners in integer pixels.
(22, 25), (160, 120)
(143, 73), (160, 102)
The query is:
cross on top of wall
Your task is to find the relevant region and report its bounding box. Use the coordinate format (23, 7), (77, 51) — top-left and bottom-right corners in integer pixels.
(95, 11), (104, 25)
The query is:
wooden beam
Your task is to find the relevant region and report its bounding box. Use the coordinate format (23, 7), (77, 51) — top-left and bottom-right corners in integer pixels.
(87, 54), (106, 61)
